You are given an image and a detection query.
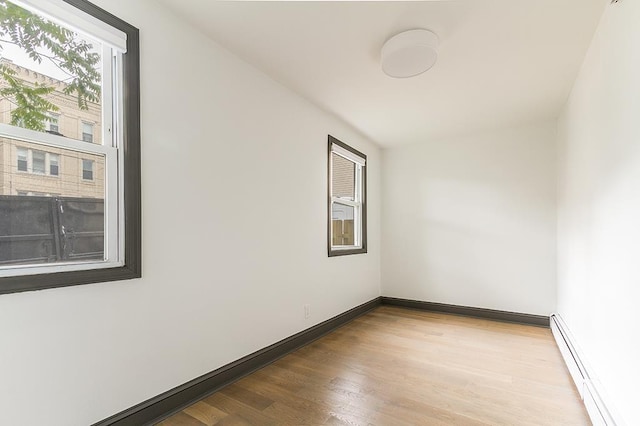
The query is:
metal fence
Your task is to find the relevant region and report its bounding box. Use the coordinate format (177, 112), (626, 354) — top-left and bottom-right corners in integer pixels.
(0, 195), (104, 266)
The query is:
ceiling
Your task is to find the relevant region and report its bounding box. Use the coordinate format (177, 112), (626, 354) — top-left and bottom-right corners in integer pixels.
(156, 0), (607, 148)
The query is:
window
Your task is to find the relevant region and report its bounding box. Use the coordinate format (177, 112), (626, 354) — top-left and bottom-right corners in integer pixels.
(0, 0), (141, 295)
(82, 122), (93, 143)
(49, 153), (59, 176)
(32, 149), (46, 174)
(16, 147), (27, 171)
(328, 135), (367, 256)
(82, 159), (94, 180)
(46, 113), (60, 134)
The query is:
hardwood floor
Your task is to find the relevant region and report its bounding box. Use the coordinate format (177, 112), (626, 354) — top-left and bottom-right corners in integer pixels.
(157, 306), (589, 425)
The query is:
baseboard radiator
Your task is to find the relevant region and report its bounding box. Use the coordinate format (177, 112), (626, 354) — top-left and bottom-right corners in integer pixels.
(550, 314), (621, 426)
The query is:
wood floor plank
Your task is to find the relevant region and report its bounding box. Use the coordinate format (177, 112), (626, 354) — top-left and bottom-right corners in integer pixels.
(201, 393), (278, 425)
(157, 306), (590, 425)
(156, 411), (206, 426)
(182, 401), (227, 426)
(220, 383), (275, 411)
(213, 414), (253, 426)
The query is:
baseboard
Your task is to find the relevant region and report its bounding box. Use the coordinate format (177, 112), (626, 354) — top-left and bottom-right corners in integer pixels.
(93, 296), (551, 425)
(550, 314), (621, 426)
(93, 297), (381, 426)
(381, 297), (549, 327)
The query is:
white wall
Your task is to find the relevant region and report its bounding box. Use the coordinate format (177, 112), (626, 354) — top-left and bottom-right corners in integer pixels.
(382, 122), (557, 315)
(0, 1), (381, 424)
(557, 0), (640, 423)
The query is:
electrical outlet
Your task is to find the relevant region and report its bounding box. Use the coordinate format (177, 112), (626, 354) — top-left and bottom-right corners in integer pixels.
(304, 304), (311, 319)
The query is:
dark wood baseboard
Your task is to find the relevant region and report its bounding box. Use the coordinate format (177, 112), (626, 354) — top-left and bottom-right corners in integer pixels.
(380, 297), (549, 327)
(93, 297), (381, 426)
(94, 296), (548, 425)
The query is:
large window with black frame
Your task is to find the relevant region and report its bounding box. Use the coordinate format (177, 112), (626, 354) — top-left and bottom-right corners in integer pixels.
(0, 0), (140, 294)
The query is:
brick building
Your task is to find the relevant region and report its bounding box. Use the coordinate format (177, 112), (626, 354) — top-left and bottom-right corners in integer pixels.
(0, 58), (104, 198)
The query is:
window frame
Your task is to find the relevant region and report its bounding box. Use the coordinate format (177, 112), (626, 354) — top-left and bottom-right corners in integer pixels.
(0, 0), (141, 295)
(327, 135), (367, 257)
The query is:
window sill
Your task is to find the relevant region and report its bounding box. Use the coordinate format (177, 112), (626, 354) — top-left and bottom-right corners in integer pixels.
(328, 247), (367, 257)
(0, 262), (139, 295)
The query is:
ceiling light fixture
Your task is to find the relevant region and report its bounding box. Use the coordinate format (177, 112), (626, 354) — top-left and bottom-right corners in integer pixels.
(381, 29), (439, 78)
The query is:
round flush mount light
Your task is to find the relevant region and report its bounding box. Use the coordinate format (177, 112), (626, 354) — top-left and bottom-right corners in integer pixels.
(381, 29), (439, 78)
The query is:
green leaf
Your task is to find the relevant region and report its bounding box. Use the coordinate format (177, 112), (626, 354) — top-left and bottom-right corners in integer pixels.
(0, 0), (101, 130)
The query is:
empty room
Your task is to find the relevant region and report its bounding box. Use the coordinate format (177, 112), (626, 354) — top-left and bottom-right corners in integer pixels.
(0, 0), (637, 425)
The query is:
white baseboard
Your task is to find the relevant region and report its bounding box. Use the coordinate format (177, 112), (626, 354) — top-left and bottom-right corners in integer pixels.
(550, 314), (622, 426)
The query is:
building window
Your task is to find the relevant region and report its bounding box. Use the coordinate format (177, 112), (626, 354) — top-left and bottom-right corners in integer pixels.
(16, 147), (27, 171)
(47, 113), (60, 134)
(49, 153), (59, 176)
(82, 159), (94, 180)
(0, 0), (141, 295)
(82, 122), (93, 143)
(32, 149), (46, 174)
(328, 135), (367, 256)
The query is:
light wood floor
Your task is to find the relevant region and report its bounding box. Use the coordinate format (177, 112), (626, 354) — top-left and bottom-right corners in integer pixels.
(157, 306), (589, 425)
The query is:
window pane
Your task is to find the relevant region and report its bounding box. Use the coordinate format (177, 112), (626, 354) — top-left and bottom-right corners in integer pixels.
(332, 153), (355, 201)
(0, 137), (105, 266)
(331, 203), (356, 246)
(0, 195), (105, 265)
(0, 0), (103, 144)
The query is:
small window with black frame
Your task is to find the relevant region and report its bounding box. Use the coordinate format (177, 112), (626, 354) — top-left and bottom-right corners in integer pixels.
(328, 135), (367, 256)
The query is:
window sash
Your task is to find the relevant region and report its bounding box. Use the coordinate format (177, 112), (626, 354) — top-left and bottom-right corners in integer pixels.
(0, 49), (123, 275)
(330, 161), (364, 204)
(331, 200), (363, 249)
(330, 151), (364, 250)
